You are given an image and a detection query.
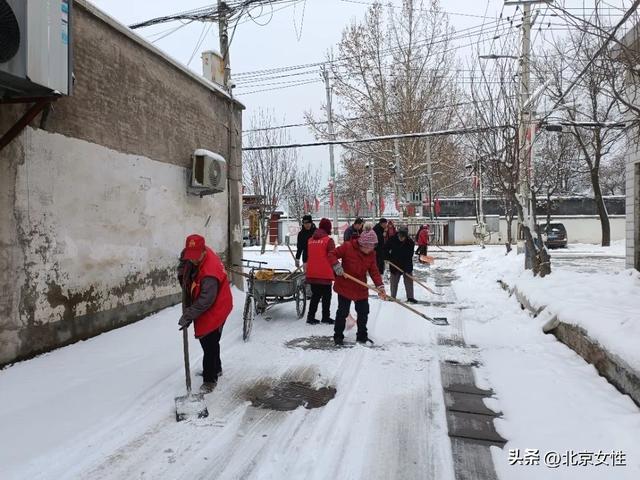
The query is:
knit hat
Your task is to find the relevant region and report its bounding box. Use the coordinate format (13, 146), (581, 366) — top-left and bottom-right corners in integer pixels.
(302, 214), (313, 223)
(319, 218), (332, 235)
(398, 225), (409, 235)
(358, 229), (378, 247)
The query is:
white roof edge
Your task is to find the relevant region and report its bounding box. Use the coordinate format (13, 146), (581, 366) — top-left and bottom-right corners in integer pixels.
(75, 0), (245, 109)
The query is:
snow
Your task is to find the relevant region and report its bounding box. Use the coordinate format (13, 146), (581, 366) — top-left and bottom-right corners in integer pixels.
(452, 245), (640, 479)
(0, 248), (455, 480)
(1, 244), (638, 479)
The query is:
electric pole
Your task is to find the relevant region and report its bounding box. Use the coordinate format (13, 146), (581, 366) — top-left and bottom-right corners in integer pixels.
(426, 138), (433, 221)
(394, 138), (404, 220)
(321, 65), (339, 237)
(218, 0), (243, 288)
(516, 1), (531, 259)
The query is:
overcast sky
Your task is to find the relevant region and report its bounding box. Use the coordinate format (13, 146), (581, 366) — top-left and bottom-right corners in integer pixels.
(90, 0), (632, 181)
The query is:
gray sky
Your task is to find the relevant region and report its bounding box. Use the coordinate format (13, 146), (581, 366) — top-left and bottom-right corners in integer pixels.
(90, 0), (632, 182)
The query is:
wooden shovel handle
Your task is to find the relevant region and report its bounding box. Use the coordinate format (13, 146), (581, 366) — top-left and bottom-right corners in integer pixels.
(342, 272), (438, 322)
(385, 260), (443, 296)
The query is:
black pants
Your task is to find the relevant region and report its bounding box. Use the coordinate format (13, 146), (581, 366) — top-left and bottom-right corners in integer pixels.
(308, 283), (332, 321)
(416, 245), (427, 256)
(199, 326), (223, 383)
(334, 294), (370, 341)
(376, 250), (385, 274)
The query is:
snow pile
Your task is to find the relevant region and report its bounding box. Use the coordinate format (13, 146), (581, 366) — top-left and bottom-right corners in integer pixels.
(452, 246), (640, 480)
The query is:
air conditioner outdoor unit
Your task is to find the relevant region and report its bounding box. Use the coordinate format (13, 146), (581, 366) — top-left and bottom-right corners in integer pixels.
(189, 149), (227, 196)
(0, 0), (72, 99)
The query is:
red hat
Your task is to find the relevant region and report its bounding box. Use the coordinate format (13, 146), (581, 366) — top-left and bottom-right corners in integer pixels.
(183, 234), (206, 261)
(319, 218), (332, 235)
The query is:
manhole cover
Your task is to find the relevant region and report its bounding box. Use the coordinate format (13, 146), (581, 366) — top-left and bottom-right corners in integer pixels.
(244, 380), (336, 411)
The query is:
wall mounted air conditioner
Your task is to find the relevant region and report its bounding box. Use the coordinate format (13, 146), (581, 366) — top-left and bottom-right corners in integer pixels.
(189, 149), (227, 196)
(0, 0), (72, 99)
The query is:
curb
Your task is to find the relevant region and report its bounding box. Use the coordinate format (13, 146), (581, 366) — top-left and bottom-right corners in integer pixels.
(497, 280), (640, 408)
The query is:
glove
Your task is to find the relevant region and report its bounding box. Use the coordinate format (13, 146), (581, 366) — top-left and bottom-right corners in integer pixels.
(295, 259), (300, 268)
(377, 287), (387, 301)
(332, 263), (344, 277)
(178, 315), (192, 330)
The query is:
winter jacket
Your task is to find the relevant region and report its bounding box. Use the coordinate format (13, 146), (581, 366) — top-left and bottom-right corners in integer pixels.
(296, 224), (317, 262)
(343, 224), (361, 242)
(417, 227), (430, 246)
(373, 222), (387, 258)
(180, 247), (233, 338)
(384, 235), (415, 274)
(333, 241), (383, 301)
(306, 229), (338, 285)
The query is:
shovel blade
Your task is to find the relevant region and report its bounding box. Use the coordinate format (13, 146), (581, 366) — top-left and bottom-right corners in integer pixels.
(175, 393), (209, 422)
(431, 317), (449, 326)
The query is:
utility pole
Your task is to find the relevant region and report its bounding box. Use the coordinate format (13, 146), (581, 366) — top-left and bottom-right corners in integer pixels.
(218, 0), (243, 288)
(508, 0), (551, 266)
(426, 138), (433, 221)
(394, 138), (404, 220)
(516, 0), (532, 266)
(321, 65), (339, 238)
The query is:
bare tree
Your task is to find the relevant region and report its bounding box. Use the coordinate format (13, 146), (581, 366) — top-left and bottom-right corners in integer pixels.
(539, 29), (626, 246)
(243, 110), (297, 253)
(306, 0), (461, 212)
(287, 164), (321, 224)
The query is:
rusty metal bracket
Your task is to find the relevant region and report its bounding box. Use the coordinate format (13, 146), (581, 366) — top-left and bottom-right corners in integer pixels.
(0, 96), (59, 152)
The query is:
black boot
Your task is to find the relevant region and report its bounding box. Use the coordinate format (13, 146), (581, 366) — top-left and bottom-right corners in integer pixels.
(307, 318), (320, 325)
(321, 318), (335, 324)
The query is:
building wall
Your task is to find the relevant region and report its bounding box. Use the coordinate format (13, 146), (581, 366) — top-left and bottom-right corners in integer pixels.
(0, 2), (242, 366)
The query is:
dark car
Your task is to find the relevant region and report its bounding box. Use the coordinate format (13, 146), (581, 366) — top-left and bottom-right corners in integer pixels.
(542, 223), (568, 248)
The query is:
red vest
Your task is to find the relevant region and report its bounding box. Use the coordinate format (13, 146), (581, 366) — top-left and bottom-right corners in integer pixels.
(306, 236), (335, 281)
(191, 247), (233, 338)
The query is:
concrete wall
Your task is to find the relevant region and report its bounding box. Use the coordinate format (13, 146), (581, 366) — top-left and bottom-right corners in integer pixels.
(0, 1), (242, 366)
(627, 152), (639, 269)
(450, 216), (625, 245)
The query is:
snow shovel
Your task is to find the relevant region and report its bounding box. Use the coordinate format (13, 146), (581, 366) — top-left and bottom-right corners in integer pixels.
(175, 326), (209, 422)
(342, 273), (448, 326)
(385, 260), (443, 296)
(419, 255), (435, 265)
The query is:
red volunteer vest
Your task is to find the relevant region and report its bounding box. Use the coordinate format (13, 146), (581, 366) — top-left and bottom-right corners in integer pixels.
(191, 247), (233, 338)
(306, 236), (335, 281)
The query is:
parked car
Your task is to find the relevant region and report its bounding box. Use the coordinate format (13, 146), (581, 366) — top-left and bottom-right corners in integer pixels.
(541, 222), (568, 248)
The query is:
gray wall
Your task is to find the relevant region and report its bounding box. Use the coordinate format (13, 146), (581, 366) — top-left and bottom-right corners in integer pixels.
(0, 2), (242, 366)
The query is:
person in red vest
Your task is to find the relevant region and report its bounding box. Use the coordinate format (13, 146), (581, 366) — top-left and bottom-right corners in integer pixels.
(332, 229), (387, 345)
(416, 224), (430, 256)
(177, 234), (233, 393)
(305, 218), (338, 325)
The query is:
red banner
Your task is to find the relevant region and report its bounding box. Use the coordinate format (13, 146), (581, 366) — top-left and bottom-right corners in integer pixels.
(315, 197), (320, 212)
(434, 198), (441, 217)
(379, 195), (385, 214)
(304, 198), (309, 212)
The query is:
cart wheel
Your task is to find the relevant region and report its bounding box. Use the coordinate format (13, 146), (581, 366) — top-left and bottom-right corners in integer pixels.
(243, 295), (255, 341)
(295, 285), (307, 319)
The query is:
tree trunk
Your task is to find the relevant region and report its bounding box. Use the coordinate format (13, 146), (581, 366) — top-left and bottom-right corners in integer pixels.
(591, 169), (611, 247)
(259, 212), (269, 254)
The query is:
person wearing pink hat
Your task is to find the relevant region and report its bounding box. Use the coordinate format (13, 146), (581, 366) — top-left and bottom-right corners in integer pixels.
(332, 229), (387, 345)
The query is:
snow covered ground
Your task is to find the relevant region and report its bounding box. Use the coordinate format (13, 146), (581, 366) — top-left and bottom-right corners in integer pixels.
(1, 244), (638, 479)
(453, 245), (640, 479)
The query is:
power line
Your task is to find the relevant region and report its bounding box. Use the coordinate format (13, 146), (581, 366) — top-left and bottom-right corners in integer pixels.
(242, 124), (516, 151)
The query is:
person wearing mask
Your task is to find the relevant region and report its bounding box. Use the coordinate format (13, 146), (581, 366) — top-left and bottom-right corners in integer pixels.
(295, 215), (316, 269)
(305, 218), (338, 325)
(373, 217), (388, 274)
(385, 226), (417, 303)
(343, 217), (364, 242)
(332, 229), (387, 345)
(177, 234), (233, 393)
